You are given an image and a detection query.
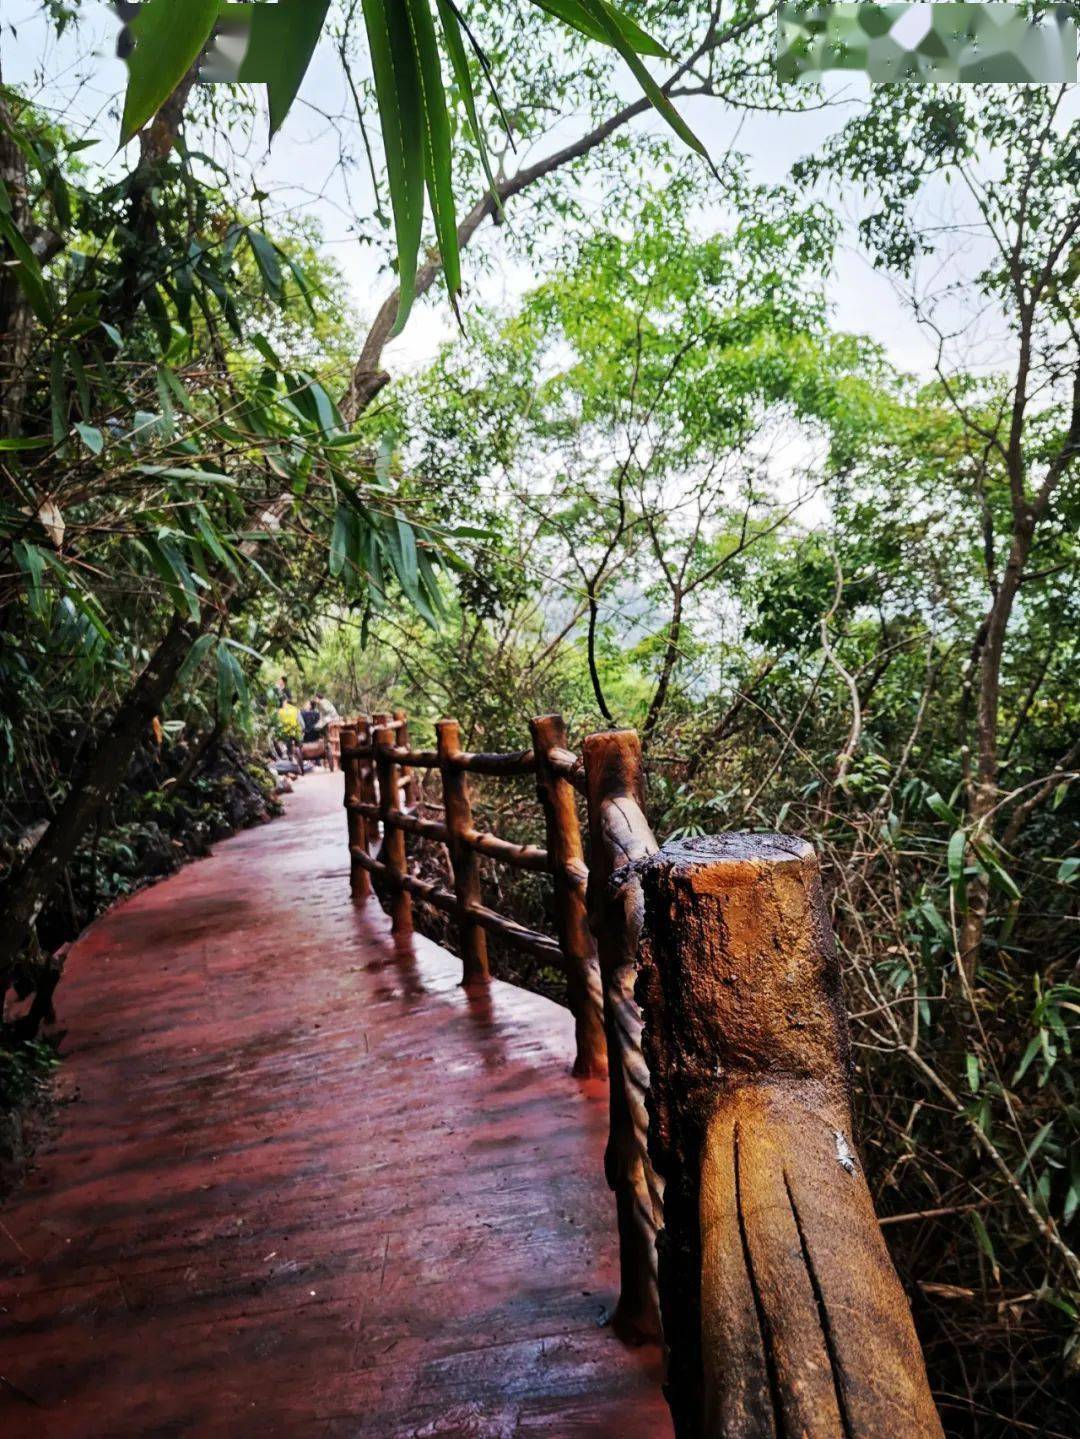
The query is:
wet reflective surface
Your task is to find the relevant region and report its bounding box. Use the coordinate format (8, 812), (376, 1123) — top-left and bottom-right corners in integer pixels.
(0, 773), (668, 1436)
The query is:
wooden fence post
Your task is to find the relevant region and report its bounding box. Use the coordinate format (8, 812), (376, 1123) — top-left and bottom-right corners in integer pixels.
(357, 715), (378, 845)
(583, 729), (662, 1341)
(436, 719), (489, 985)
(373, 722), (412, 942)
(341, 725), (370, 899)
(530, 714), (607, 1079)
(394, 707), (418, 809)
(636, 834), (943, 1439)
(325, 720), (342, 773)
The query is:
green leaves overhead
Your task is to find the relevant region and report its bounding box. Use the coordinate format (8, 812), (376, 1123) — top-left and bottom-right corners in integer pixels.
(532, 0), (668, 57)
(119, 0), (706, 331)
(120, 0), (221, 145)
(361, 0), (426, 334)
(231, 0), (332, 138)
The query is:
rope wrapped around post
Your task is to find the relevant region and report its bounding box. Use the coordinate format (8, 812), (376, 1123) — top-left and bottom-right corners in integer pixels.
(582, 729), (663, 1341)
(636, 834), (943, 1438)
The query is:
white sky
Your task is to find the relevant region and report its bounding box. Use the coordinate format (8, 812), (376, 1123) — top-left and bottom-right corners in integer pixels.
(1, 2), (961, 384)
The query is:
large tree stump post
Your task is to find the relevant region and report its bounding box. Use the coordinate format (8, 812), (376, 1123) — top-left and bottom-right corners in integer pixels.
(636, 834), (943, 1439)
(373, 722), (412, 942)
(340, 725), (370, 899)
(436, 719), (489, 986)
(531, 714), (607, 1079)
(394, 707), (419, 809)
(583, 729), (662, 1341)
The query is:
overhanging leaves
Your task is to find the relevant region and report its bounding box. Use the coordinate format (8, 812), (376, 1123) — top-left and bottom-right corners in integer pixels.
(121, 0), (221, 145)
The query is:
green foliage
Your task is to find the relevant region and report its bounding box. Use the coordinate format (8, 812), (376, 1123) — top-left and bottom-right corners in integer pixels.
(303, 141), (1080, 1432)
(119, 0), (706, 327)
(0, 1036), (59, 1111)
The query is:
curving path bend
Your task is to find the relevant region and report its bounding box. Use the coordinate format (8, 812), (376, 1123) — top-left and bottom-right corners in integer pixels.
(0, 772), (669, 1437)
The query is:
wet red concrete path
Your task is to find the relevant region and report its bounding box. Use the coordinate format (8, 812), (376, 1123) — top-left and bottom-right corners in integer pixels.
(0, 773), (669, 1437)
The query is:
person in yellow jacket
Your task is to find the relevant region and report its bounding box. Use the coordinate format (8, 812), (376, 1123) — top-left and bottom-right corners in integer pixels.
(275, 700), (302, 742)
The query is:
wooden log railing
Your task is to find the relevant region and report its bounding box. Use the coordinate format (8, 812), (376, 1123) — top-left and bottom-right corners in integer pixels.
(339, 711), (943, 1435)
(341, 710), (607, 1077)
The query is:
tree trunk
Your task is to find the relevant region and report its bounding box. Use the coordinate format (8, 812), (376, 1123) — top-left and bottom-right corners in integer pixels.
(0, 614), (199, 997)
(959, 517), (1033, 978)
(0, 84), (35, 438)
(643, 591), (682, 741)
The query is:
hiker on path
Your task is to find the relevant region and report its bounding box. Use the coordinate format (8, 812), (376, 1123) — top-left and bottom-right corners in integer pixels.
(315, 692), (341, 729)
(301, 697), (322, 744)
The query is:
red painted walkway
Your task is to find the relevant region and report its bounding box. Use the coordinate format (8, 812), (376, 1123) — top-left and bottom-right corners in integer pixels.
(0, 773), (669, 1437)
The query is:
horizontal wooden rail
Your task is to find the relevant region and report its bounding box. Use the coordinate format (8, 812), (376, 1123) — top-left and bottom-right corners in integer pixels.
(341, 743), (534, 777)
(464, 826), (549, 873)
(348, 846), (563, 963)
(346, 797), (548, 872)
(547, 744), (587, 795)
(343, 709), (600, 1070)
(395, 747), (439, 768)
(452, 748), (536, 776)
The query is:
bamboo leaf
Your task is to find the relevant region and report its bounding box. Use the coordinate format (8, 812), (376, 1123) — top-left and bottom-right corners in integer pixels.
(362, 0), (426, 335)
(49, 349), (66, 449)
(530, 0), (668, 57)
(235, 0), (331, 138)
(396, 511), (418, 588)
(435, 0), (501, 214)
(246, 228), (285, 301)
(329, 504), (352, 579)
(75, 422), (104, 455)
(0, 212), (54, 322)
(0, 436), (50, 451)
(178, 631), (217, 686)
(121, 0), (221, 145)
(13, 540), (46, 614)
(404, 0), (461, 303)
(573, 0), (709, 162)
(947, 829), (966, 885)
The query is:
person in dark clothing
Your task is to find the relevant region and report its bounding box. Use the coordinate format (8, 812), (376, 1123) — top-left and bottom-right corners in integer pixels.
(301, 697), (321, 743)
